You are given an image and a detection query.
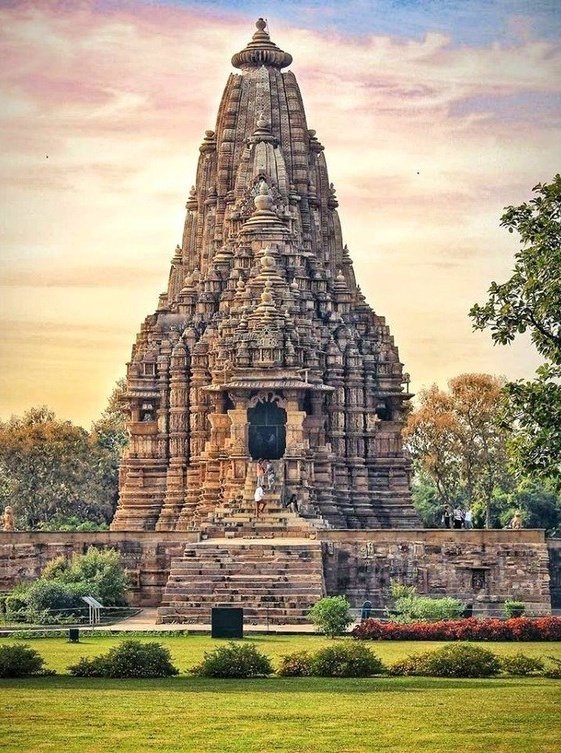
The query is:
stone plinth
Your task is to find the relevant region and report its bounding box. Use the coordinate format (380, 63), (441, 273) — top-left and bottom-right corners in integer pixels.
(0, 529), (555, 618)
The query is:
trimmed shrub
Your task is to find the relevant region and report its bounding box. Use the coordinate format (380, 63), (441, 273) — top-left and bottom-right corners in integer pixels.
(277, 651), (313, 677)
(308, 596), (353, 638)
(0, 643), (50, 678)
(310, 642), (385, 677)
(544, 657), (561, 679)
(504, 600), (525, 618)
(389, 644), (500, 678)
(68, 640), (179, 678)
(499, 653), (544, 676)
(67, 655), (110, 678)
(352, 616), (561, 642)
(388, 653), (432, 677)
(428, 644), (501, 677)
(190, 642), (273, 678)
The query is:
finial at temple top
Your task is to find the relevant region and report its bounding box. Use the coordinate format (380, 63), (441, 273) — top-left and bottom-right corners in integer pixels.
(231, 18), (293, 70)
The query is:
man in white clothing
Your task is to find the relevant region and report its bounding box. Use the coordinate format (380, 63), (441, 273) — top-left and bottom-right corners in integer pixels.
(254, 485), (265, 516)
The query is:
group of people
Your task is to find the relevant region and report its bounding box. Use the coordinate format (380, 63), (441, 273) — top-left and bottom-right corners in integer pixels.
(256, 459), (276, 491)
(442, 504), (524, 529)
(253, 459), (299, 517)
(441, 504), (473, 529)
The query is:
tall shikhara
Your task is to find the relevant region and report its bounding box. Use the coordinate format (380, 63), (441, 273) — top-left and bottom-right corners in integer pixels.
(112, 19), (418, 533)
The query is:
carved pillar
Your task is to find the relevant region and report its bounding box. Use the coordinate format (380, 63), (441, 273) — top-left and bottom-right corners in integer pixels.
(157, 342), (189, 531)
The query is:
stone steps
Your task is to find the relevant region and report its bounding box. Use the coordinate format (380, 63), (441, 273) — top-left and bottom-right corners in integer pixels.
(158, 537), (325, 625)
(195, 462), (332, 538)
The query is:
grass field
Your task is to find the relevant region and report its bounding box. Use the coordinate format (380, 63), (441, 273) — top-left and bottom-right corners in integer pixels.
(1, 634), (560, 753)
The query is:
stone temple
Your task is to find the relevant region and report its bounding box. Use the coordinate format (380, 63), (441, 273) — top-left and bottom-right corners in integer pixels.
(3, 20), (555, 623)
(111, 18), (418, 539)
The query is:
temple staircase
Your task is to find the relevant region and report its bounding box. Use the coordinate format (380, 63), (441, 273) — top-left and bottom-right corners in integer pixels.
(158, 537), (325, 624)
(199, 460), (330, 539)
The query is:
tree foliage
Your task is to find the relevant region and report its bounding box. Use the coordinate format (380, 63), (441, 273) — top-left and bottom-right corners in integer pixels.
(470, 175), (561, 483)
(405, 374), (509, 526)
(0, 381), (128, 529)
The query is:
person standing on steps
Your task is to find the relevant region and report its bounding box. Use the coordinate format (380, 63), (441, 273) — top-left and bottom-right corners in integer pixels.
(254, 484), (265, 516)
(265, 460), (275, 491)
(256, 458), (266, 487)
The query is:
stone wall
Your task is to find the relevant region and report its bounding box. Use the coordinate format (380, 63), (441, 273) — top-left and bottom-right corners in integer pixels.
(0, 531), (197, 606)
(0, 529), (556, 614)
(321, 529), (552, 615)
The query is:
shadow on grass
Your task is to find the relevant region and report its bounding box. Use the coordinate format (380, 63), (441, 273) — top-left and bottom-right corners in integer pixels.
(0, 675), (546, 694)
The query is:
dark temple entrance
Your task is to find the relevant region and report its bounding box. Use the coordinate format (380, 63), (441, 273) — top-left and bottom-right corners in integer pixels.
(248, 398), (287, 460)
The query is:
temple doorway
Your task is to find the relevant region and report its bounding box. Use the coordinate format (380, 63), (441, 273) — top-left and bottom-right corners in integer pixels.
(248, 397), (286, 460)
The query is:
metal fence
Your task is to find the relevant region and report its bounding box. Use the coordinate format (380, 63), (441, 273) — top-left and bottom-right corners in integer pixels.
(0, 605), (141, 633)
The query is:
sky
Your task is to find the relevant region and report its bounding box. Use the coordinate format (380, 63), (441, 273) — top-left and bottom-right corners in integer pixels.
(0, 0), (560, 427)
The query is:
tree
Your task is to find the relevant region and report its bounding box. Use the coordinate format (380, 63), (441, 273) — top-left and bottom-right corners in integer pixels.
(494, 477), (561, 535)
(90, 378), (128, 456)
(403, 385), (463, 510)
(470, 175), (561, 484)
(0, 407), (115, 528)
(410, 474), (442, 528)
(0, 380), (128, 530)
(308, 596), (353, 638)
(404, 374), (510, 527)
(90, 378), (129, 515)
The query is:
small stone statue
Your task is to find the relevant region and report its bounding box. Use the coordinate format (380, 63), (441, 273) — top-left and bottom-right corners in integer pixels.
(510, 511), (523, 530)
(2, 506), (15, 532)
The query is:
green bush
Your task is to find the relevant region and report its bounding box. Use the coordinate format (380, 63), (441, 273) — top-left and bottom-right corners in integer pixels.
(387, 653), (432, 676)
(26, 580), (89, 615)
(4, 585), (31, 623)
(308, 596), (353, 638)
(389, 582), (417, 600)
(389, 580), (464, 623)
(67, 655), (110, 678)
(5, 547), (130, 625)
(499, 653), (544, 676)
(277, 651), (313, 677)
(190, 642), (273, 678)
(391, 594), (465, 622)
(37, 515), (109, 532)
(68, 640), (179, 678)
(310, 642), (385, 677)
(57, 547), (129, 606)
(504, 600), (525, 618)
(389, 643), (500, 678)
(544, 657), (561, 679)
(0, 643), (51, 678)
(6, 580), (89, 625)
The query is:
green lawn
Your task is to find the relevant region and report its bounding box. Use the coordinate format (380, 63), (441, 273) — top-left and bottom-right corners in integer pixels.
(1, 635), (560, 753)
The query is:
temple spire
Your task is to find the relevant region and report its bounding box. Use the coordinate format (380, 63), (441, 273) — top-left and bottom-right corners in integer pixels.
(231, 18), (293, 70)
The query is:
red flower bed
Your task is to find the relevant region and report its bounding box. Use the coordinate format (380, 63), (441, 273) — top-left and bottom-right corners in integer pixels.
(352, 616), (561, 642)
